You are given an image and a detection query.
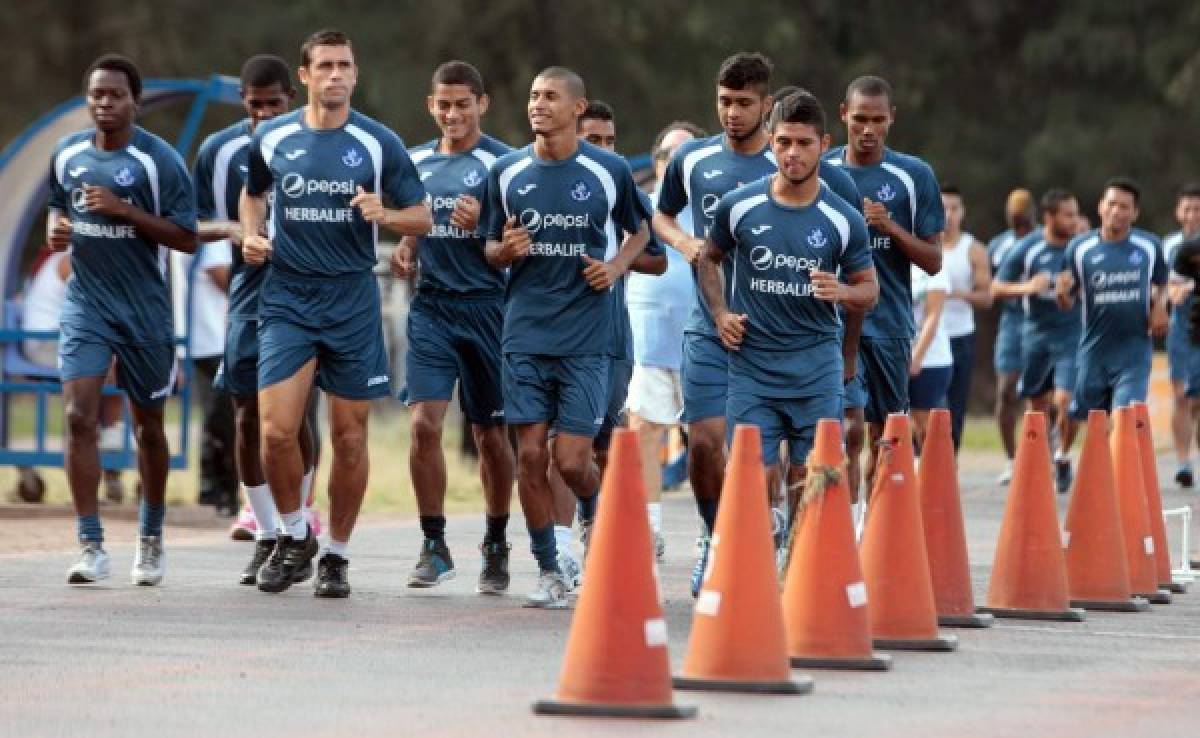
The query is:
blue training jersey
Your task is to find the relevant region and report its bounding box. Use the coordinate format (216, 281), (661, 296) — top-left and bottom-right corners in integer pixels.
(988, 228), (1025, 322)
(1164, 230), (1192, 339)
(1064, 228), (1167, 353)
(824, 146), (945, 339)
(49, 126), (196, 344)
(997, 230), (1080, 339)
(709, 177), (872, 397)
(193, 119), (262, 319)
(245, 108), (426, 277)
(409, 134), (513, 297)
(484, 141), (647, 357)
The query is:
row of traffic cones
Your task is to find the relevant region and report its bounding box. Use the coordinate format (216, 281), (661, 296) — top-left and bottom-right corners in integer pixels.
(534, 401), (1186, 718)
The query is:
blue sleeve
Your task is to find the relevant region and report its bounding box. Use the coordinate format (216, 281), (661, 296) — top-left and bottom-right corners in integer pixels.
(1064, 240), (1080, 287)
(708, 194), (736, 255)
(913, 162), (945, 240)
(1152, 238), (1168, 286)
(158, 146), (197, 232)
(839, 210), (872, 274)
(610, 161), (642, 236)
(47, 163), (66, 212)
(997, 240), (1026, 282)
(821, 163), (862, 214)
(383, 134), (426, 208)
(656, 148), (687, 216)
(192, 141), (216, 221)
(246, 135), (271, 197)
(483, 163), (506, 241)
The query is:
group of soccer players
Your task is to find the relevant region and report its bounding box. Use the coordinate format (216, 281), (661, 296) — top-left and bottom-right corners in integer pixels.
(51, 28), (1182, 608)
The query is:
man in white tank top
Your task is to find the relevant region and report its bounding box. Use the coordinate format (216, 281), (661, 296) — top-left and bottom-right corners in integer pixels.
(939, 185), (992, 451)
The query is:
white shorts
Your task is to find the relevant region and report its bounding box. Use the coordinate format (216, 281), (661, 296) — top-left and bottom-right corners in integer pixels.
(625, 365), (683, 426)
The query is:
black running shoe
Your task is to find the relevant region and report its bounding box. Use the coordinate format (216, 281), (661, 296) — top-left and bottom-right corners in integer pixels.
(476, 541), (511, 595)
(313, 553), (351, 598)
(407, 538), (456, 587)
(257, 527), (318, 593)
(1176, 464), (1194, 489)
(1055, 458), (1073, 496)
(239, 538), (276, 586)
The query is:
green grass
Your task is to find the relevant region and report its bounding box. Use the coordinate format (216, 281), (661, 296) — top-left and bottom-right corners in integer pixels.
(959, 416), (1006, 454)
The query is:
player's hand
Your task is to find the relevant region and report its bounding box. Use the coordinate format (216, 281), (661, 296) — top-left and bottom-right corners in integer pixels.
(242, 234), (272, 265)
(862, 198), (895, 235)
(227, 223), (244, 246)
(843, 358), (857, 384)
(391, 241), (416, 279)
(1150, 301), (1169, 337)
(714, 310), (748, 351)
(1026, 272), (1051, 295)
(909, 357), (923, 377)
(351, 186), (388, 224)
(49, 218), (73, 251)
(675, 237), (706, 264)
(581, 254), (621, 291)
(82, 184), (129, 218)
(810, 270), (843, 303)
(499, 216), (531, 262)
(1055, 271), (1075, 310)
(1168, 280), (1195, 305)
(450, 195), (481, 232)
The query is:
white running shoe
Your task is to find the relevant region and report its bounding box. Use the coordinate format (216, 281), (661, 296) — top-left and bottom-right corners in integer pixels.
(653, 530), (665, 562)
(524, 570), (569, 609)
(67, 542), (111, 584)
(131, 536), (165, 586)
(997, 461), (1013, 486)
(556, 550), (583, 591)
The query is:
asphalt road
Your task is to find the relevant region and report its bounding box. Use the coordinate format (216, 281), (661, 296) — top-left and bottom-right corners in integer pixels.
(2, 465), (1199, 738)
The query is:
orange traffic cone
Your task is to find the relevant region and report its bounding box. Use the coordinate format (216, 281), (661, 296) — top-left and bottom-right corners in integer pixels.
(979, 412), (1085, 621)
(674, 425), (812, 694)
(783, 418), (891, 670)
(1064, 410), (1148, 612)
(1111, 406), (1171, 605)
(860, 413), (957, 651)
(533, 429), (695, 718)
(1133, 403), (1187, 594)
(919, 409), (993, 628)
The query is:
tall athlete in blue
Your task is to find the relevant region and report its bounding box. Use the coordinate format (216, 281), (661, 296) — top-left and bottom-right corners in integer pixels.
(48, 55), (197, 586)
(826, 75), (945, 498)
(484, 67), (650, 608)
(1058, 178), (1168, 419)
(697, 92), (876, 576)
(391, 61), (516, 594)
(1162, 184), (1200, 487)
(241, 30), (431, 598)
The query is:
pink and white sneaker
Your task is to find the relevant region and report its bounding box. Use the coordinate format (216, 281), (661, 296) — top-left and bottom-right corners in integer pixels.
(229, 504), (258, 541)
(305, 506), (322, 538)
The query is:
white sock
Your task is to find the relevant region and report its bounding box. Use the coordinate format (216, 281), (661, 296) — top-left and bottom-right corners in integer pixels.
(245, 484), (278, 540)
(301, 469), (315, 506)
(647, 502), (662, 534)
(325, 539), (348, 558)
(554, 524), (573, 555)
(280, 509), (306, 539)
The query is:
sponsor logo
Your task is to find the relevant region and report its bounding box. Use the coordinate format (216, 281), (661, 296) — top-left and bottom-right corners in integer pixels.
(420, 171), (434, 181)
(238, 164), (248, 173)
(702, 169), (723, 180)
(280, 173), (356, 198)
(870, 235), (892, 250)
(807, 228), (828, 249)
(71, 188), (87, 213)
(750, 245), (774, 271)
(113, 167), (135, 187)
(342, 148), (364, 168)
(750, 224), (772, 235)
(517, 183), (537, 196)
(594, 417), (604, 425)
(490, 410), (505, 418)
(1091, 269), (1141, 290)
(431, 196), (460, 211)
(1129, 249), (1143, 265)
(284, 149), (306, 160)
(876, 183), (896, 202)
(750, 277), (817, 297)
(749, 243), (822, 273)
(367, 374), (389, 387)
(1091, 253), (1105, 264)
(462, 169), (483, 187)
(68, 166), (88, 178)
(701, 193), (720, 218)
(518, 208), (589, 234)
(570, 180), (591, 202)
(282, 207), (355, 223)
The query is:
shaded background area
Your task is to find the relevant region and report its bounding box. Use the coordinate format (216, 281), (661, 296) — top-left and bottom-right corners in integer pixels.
(3, 0), (1199, 409)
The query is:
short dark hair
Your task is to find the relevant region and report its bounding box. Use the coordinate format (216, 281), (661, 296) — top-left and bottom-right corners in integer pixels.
(940, 183), (961, 197)
(717, 52), (772, 95)
(432, 60), (485, 98)
(535, 66), (586, 99)
(240, 54), (294, 92)
(1178, 182), (1200, 200)
(652, 121), (706, 161)
(83, 54), (142, 99)
(845, 75), (893, 106)
(1040, 188), (1076, 215)
(1103, 176), (1141, 206)
(767, 89), (825, 135)
(300, 29), (352, 67)
(580, 100), (614, 125)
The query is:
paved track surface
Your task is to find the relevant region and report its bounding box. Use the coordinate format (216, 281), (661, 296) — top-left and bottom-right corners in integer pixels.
(2, 466), (1199, 737)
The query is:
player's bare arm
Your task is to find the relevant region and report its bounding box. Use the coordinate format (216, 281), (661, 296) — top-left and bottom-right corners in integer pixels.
(484, 215), (531, 268)
(238, 188), (271, 265)
(350, 186), (433, 236)
(582, 220), (650, 291)
(864, 196), (941, 274)
(83, 182), (196, 253)
(652, 210), (705, 264)
(696, 239), (745, 351)
(47, 209), (72, 252)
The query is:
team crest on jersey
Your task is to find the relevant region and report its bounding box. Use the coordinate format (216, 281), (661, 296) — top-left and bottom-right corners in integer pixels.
(342, 148), (364, 167)
(876, 183), (896, 202)
(462, 169), (483, 188)
(807, 228), (828, 249)
(701, 193), (720, 218)
(1128, 250), (1143, 265)
(569, 180), (591, 202)
(113, 167), (135, 187)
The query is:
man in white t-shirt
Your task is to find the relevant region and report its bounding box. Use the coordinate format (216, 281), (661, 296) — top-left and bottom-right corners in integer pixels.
(909, 262), (952, 447)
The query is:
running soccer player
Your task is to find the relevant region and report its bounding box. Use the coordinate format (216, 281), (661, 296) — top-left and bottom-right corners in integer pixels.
(696, 90), (876, 561)
(988, 189), (1036, 483)
(1163, 184), (1200, 487)
(825, 75), (945, 495)
(391, 61), (515, 594)
(49, 55), (197, 585)
(193, 54), (327, 586)
(1057, 178), (1167, 420)
(240, 29), (432, 597)
(993, 188), (1081, 493)
(484, 67), (650, 608)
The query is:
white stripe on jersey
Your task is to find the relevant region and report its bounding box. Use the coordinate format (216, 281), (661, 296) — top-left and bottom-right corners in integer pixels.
(470, 148), (498, 169)
(410, 147), (435, 165)
(729, 193), (769, 232)
(1073, 235), (1100, 327)
(497, 156), (533, 217)
(576, 154), (617, 218)
(126, 145), (167, 280)
(345, 124), (385, 250)
(54, 140), (91, 185)
(1131, 233), (1158, 316)
(1021, 239), (1048, 314)
(879, 161), (917, 226)
(680, 144), (722, 202)
(817, 200), (850, 248)
(212, 135), (251, 221)
(260, 122), (303, 169)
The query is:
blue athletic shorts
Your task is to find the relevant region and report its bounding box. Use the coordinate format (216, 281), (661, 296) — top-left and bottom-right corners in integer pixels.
(503, 353), (609, 437)
(594, 357), (633, 451)
(993, 309), (1024, 374)
(1167, 322), (1191, 383)
(727, 389), (842, 466)
(59, 324), (174, 408)
(401, 292), (504, 425)
(1018, 332), (1079, 399)
(860, 336), (912, 424)
(681, 331), (728, 423)
(1070, 342), (1152, 420)
(257, 269), (391, 400)
(908, 365), (951, 410)
(215, 317), (259, 399)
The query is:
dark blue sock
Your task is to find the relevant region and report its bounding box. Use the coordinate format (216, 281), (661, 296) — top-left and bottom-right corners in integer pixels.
(696, 497), (718, 536)
(77, 514), (103, 544)
(575, 492), (598, 523)
(528, 524), (560, 573)
(139, 501), (166, 538)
